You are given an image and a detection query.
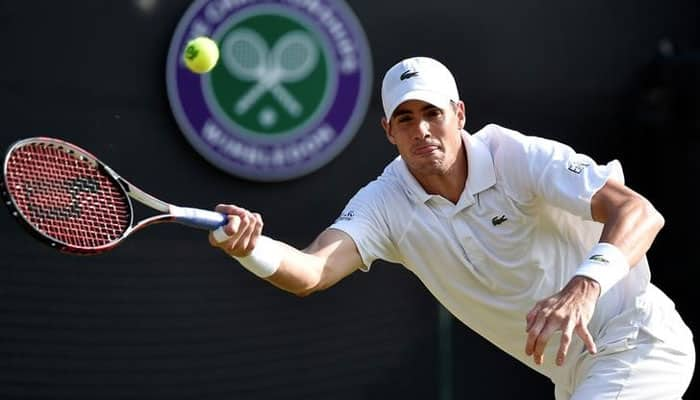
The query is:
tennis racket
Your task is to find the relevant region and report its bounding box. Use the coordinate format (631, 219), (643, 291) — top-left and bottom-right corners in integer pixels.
(1, 137), (227, 255)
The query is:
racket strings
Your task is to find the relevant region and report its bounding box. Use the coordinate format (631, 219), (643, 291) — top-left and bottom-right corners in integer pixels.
(5, 143), (131, 249)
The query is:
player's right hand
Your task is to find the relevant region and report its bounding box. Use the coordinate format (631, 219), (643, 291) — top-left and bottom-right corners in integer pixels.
(525, 275), (599, 366)
(208, 204), (264, 258)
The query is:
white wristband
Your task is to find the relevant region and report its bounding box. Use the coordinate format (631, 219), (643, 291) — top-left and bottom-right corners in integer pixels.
(574, 242), (629, 296)
(212, 227), (282, 278)
(234, 236), (282, 278)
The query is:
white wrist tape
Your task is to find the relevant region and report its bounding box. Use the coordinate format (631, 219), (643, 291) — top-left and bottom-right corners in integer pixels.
(212, 226), (232, 243)
(574, 242), (630, 296)
(212, 227), (282, 278)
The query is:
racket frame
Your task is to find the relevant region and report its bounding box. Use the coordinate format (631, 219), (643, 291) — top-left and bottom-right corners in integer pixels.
(1, 137), (225, 255)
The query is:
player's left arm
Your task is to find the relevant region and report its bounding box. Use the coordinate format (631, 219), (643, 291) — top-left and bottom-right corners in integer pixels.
(525, 179), (664, 367)
(590, 178), (665, 267)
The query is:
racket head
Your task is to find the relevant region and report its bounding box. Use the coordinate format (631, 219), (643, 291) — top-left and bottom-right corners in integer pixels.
(1, 137), (133, 255)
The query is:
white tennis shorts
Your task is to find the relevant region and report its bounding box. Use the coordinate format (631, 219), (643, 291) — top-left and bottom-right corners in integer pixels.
(554, 323), (695, 399)
(555, 284), (695, 399)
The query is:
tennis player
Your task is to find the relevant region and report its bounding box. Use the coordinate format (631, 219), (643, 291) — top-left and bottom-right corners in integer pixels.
(209, 56), (695, 399)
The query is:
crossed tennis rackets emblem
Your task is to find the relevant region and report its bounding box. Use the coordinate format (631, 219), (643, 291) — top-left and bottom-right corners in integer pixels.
(221, 29), (319, 119)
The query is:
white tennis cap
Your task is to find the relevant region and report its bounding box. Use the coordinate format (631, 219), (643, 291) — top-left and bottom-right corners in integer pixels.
(381, 56), (460, 120)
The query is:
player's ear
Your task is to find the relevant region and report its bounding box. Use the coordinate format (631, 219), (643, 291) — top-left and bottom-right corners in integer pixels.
(455, 100), (466, 129)
(381, 117), (397, 145)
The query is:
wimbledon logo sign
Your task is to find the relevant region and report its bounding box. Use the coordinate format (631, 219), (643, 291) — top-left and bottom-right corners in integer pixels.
(166, 0), (373, 181)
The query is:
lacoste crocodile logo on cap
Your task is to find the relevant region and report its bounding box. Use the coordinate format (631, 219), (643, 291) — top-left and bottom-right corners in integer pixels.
(400, 70), (419, 80)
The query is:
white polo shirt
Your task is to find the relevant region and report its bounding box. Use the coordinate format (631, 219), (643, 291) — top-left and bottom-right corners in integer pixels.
(329, 124), (684, 385)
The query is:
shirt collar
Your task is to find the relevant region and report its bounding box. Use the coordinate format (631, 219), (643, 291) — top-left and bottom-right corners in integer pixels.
(463, 130), (496, 197)
(394, 130), (496, 205)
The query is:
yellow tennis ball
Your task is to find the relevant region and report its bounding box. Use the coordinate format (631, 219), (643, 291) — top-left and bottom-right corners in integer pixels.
(183, 36), (219, 74)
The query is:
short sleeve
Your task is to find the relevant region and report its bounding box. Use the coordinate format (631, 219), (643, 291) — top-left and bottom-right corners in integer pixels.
(526, 137), (624, 220)
(490, 126), (624, 221)
(328, 180), (401, 271)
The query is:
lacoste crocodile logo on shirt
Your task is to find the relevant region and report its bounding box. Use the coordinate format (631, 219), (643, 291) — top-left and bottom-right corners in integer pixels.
(491, 215), (508, 226)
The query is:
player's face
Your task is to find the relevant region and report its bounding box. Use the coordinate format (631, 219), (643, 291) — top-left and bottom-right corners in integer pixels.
(382, 99), (466, 178)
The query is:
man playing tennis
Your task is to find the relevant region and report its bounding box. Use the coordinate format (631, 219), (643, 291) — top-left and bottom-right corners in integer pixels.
(209, 56), (695, 399)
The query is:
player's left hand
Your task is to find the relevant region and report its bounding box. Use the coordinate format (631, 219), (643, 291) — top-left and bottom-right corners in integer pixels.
(525, 275), (601, 366)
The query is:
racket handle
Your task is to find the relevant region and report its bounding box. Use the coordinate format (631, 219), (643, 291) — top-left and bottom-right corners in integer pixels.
(170, 206), (228, 230)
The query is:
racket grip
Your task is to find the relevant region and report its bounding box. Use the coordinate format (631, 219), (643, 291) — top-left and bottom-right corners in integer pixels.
(170, 206), (228, 230)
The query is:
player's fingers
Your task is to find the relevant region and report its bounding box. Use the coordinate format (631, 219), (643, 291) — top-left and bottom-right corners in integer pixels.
(214, 203), (234, 214)
(532, 322), (559, 365)
(556, 319), (576, 366)
(209, 218), (241, 255)
(525, 311), (546, 356)
(210, 215), (241, 244)
(238, 214), (256, 250)
(229, 211), (259, 255)
(245, 213), (264, 253)
(252, 212), (263, 230)
(215, 218), (250, 256)
(526, 303), (540, 332)
(215, 203), (250, 218)
(576, 323), (598, 355)
(228, 214), (242, 233)
(221, 214), (243, 236)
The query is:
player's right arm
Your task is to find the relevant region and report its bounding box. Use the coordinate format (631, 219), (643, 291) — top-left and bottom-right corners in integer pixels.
(208, 204), (364, 297)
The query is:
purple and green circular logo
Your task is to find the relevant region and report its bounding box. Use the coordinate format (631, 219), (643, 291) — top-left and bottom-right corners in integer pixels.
(166, 0), (372, 182)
